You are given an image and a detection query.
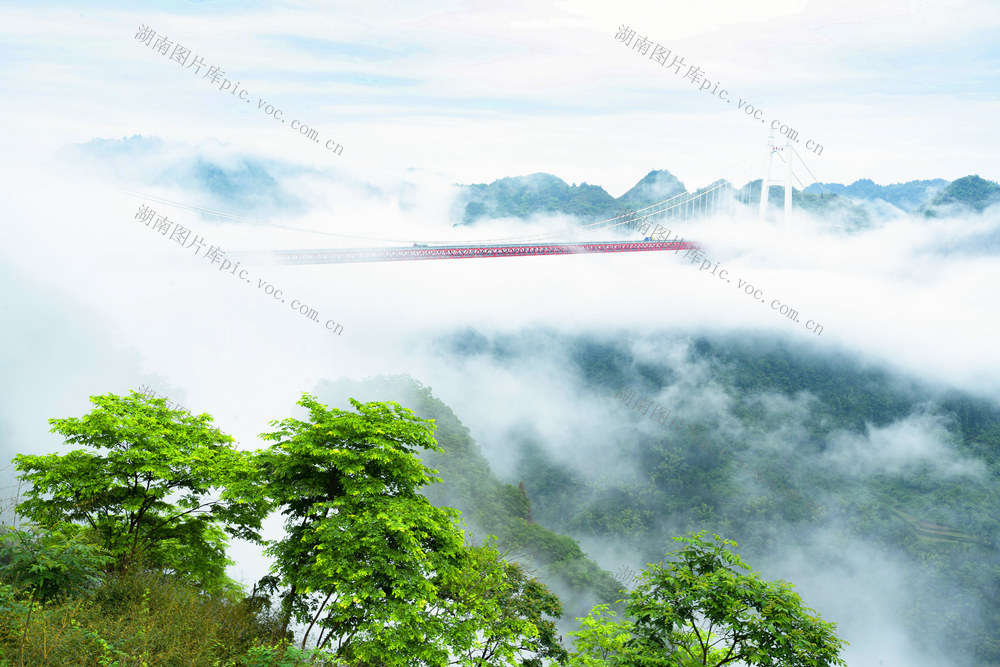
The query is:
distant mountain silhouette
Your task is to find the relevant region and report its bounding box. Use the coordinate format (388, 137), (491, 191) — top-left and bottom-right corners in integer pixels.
(455, 169), (870, 226)
(57, 134), (304, 217)
(455, 169), (691, 224)
(455, 172), (621, 224)
(60, 136), (994, 227)
(923, 175), (1000, 216)
(803, 178), (949, 212)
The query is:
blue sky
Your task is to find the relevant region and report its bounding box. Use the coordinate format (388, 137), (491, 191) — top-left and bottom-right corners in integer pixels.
(1, 0), (997, 192)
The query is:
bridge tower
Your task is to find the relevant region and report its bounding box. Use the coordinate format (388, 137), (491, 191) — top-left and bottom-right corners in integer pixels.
(758, 132), (794, 222)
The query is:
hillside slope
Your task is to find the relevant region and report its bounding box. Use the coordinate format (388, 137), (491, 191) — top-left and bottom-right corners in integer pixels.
(431, 328), (1000, 665)
(313, 374), (626, 622)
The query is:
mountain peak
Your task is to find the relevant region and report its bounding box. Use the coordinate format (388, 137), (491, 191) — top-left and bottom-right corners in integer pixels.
(619, 169), (687, 208)
(927, 175), (1000, 213)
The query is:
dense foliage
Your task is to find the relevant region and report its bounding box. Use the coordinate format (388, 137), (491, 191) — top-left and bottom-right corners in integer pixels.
(3, 383), (851, 665)
(0, 524), (111, 603)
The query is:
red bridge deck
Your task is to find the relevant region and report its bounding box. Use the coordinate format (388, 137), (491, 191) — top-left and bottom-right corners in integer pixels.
(259, 240), (698, 265)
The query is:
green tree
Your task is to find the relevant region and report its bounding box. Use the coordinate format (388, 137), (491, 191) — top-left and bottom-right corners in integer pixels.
(566, 604), (635, 667)
(260, 394), (486, 665)
(618, 533), (847, 666)
(442, 540), (568, 666)
(261, 394), (570, 666)
(12, 391), (270, 593)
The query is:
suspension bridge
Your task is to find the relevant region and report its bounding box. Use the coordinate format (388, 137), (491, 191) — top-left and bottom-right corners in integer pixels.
(234, 177), (752, 266)
(230, 134), (820, 266)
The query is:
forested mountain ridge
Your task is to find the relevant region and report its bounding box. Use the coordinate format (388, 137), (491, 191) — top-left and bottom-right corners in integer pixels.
(805, 175), (1000, 215)
(430, 328), (1000, 665)
(803, 178), (948, 212)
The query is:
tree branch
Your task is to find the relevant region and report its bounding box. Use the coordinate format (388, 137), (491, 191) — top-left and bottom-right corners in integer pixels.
(144, 500), (220, 538)
(690, 620), (707, 658)
(301, 589), (336, 650)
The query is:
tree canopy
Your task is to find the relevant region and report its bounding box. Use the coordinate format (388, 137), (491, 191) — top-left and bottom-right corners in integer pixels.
(12, 391), (269, 593)
(568, 532), (847, 667)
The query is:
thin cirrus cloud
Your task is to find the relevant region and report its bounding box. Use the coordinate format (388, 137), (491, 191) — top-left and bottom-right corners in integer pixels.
(1, 0), (998, 188)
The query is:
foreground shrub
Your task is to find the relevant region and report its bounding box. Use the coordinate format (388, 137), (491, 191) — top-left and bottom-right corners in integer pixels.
(0, 524), (111, 603)
(0, 569), (291, 665)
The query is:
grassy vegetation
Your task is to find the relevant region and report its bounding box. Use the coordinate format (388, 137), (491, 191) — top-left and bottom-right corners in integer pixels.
(0, 565), (329, 666)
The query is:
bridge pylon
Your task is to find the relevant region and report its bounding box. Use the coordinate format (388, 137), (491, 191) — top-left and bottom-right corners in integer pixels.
(758, 132), (794, 223)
